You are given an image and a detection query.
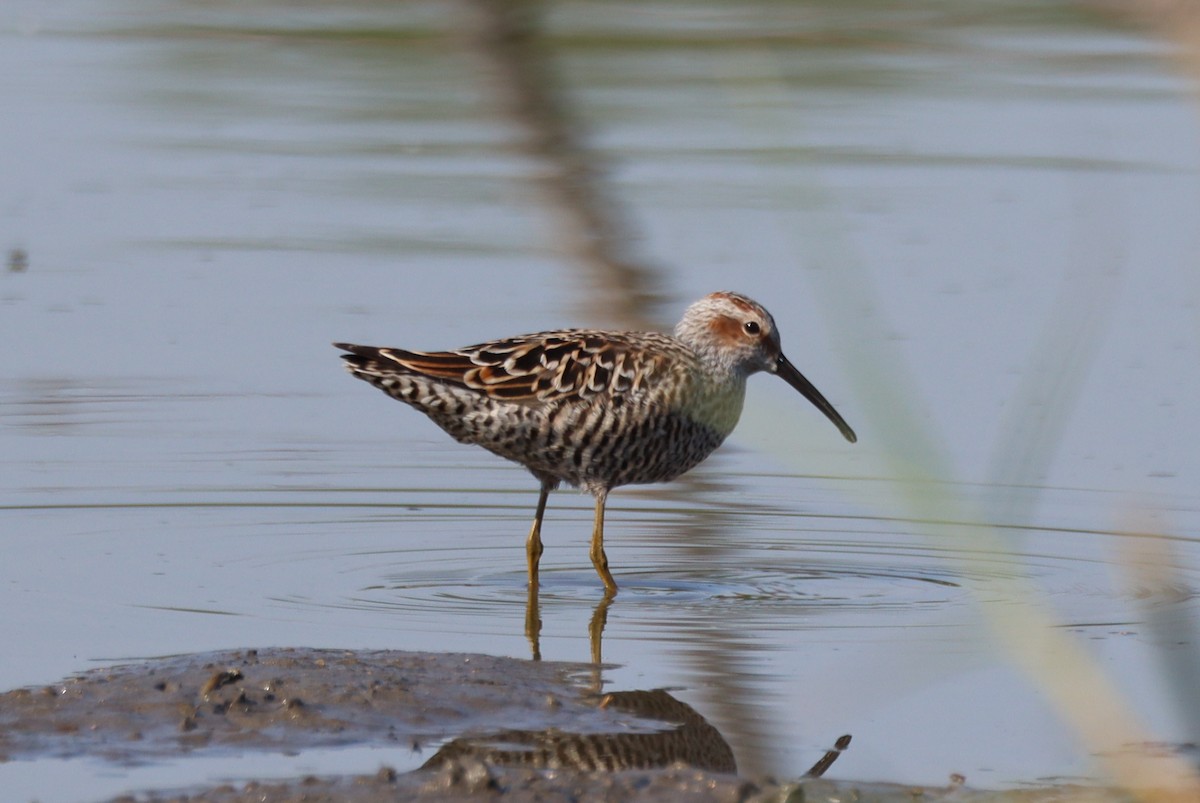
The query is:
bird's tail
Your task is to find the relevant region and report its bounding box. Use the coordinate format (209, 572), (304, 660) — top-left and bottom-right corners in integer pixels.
(333, 343), (401, 380)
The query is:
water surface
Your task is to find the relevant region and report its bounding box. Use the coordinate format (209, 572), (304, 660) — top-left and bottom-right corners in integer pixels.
(3, 0), (1200, 799)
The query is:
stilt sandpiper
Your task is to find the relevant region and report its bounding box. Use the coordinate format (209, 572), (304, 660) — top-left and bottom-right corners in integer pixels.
(335, 291), (856, 594)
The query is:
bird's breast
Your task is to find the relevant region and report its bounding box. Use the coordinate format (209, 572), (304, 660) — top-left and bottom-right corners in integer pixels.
(671, 373), (746, 441)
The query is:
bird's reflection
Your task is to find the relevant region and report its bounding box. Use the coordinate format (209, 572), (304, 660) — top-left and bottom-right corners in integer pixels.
(524, 576), (613, 665)
(422, 688), (737, 774)
(524, 578), (542, 660)
(516, 582), (851, 778)
(423, 676), (851, 779)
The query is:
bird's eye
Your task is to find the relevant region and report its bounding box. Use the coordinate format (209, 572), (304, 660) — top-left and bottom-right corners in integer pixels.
(743, 320), (761, 336)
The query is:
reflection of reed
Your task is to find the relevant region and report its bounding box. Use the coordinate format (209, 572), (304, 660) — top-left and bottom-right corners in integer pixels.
(1094, 1), (1200, 94)
(422, 688), (737, 773)
(456, 1), (792, 779)
(457, 0), (664, 330)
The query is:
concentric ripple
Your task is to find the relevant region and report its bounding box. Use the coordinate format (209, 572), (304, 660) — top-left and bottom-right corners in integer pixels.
(252, 488), (1200, 659)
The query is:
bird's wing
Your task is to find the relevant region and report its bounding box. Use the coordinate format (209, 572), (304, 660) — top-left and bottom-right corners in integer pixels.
(336, 331), (681, 403)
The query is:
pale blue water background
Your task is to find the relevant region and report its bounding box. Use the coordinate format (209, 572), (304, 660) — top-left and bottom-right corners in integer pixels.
(3, 1), (1200, 799)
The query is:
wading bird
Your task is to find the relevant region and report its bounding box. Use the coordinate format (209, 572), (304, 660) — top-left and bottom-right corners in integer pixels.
(335, 291), (856, 595)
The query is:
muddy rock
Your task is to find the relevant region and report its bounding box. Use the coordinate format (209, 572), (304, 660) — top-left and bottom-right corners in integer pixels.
(0, 648), (604, 763)
(4, 647), (1146, 802)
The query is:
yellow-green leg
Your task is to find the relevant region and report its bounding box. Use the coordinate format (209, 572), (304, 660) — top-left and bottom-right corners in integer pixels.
(526, 482), (551, 590)
(589, 489), (618, 595)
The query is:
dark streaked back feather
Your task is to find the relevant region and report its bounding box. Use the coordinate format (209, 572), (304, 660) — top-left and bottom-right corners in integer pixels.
(335, 330), (690, 404)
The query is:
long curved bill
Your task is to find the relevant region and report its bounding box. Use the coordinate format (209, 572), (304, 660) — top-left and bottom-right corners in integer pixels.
(774, 354), (857, 443)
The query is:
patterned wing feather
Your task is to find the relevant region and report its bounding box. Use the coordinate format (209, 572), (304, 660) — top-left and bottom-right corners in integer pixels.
(336, 331), (684, 404)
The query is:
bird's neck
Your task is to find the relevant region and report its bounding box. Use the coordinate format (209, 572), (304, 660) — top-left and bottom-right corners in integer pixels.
(684, 371), (747, 438)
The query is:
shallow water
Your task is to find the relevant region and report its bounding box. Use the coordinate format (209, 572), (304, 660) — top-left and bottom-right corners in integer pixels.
(4, 0), (1200, 799)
